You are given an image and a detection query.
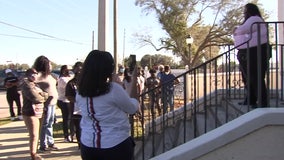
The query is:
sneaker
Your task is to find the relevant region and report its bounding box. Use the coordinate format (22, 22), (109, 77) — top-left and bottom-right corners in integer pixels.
(10, 117), (16, 121)
(69, 135), (74, 142)
(38, 147), (51, 153)
(64, 136), (73, 143)
(48, 144), (59, 151)
(63, 138), (70, 143)
(18, 115), (23, 120)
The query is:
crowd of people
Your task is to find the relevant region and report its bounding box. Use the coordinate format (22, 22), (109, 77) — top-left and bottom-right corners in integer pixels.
(4, 4), (268, 159)
(3, 50), (181, 160)
(113, 63), (180, 116)
(3, 56), (84, 159)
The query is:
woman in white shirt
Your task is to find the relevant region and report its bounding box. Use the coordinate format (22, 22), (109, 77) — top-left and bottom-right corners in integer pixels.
(122, 67), (132, 95)
(57, 65), (72, 142)
(76, 50), (140, 160)
(233, 3), (271, 107)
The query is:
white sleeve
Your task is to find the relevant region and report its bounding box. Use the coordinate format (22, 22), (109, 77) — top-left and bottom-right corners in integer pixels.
(111, 82), (139, 114)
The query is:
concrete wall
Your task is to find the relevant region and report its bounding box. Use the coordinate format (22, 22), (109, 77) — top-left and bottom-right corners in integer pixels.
(150, 108), (284, 160)
(197, 125), (284, 160)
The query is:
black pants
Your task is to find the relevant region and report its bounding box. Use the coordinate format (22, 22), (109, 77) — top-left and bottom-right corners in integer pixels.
(237, 43), (271, 106)
(81, 137), (135, 160)
(57, 100), (71, 138)
(7, 92), (21, 117)
(72, 114), (81, 147)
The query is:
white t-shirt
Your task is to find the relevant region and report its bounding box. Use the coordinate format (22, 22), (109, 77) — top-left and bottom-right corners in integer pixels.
(57, 76), (72, 102)
(36, 73), (58, 106)
(76, 82), (139, 148)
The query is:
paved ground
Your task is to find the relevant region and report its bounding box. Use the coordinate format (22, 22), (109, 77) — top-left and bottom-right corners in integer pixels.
(0, 91), (81, 160)
(0, 91), (10, 119)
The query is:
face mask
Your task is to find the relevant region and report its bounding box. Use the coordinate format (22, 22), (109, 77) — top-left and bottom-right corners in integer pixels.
(28, 74), (37, 82)
(119, 68), (124, 73)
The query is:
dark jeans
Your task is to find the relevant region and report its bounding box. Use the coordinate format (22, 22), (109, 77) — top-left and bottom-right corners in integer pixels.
(237, 43), (271, 106)
(57, 100), (71, 138)
(72, 114), (81, 147)
(81, 137), (135, 160)
(6, 92), (21, 117)
(162, 89), (174, 113)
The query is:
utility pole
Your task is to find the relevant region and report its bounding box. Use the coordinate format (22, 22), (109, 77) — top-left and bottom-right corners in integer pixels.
(98, 0), (109, 51)
(92, 31), (94, 50)
(123, 29), (126, 66)
(113, 0), (118, 73)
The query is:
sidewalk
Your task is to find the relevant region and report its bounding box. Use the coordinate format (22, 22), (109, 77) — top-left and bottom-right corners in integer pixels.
(0, 91), (81, 160)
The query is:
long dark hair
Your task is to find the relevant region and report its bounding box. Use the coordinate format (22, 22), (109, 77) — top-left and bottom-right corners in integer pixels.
(78, 50), (114, 97)
(244, 3), (262, 21)
(33, 55), (51, 77)
(59, 65), (70, 78)
(124, 67), (131, 83)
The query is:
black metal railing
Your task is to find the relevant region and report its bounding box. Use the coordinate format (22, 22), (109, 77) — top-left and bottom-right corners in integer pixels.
(132, 21), (284, 160)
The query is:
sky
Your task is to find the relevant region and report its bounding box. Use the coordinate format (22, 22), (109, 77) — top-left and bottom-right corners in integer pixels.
(0, 0), (278, 67)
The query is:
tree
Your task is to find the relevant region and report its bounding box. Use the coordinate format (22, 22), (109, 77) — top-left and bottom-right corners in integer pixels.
(124, 56), (141, 69)
(140, 54), (175, 68)
(134, 0), (266, 69)
(18, 63), (30, 70)
(50, 61), (60, 70)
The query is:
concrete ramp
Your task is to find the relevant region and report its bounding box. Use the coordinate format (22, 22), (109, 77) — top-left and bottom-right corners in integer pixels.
(150, 108), (284, 160)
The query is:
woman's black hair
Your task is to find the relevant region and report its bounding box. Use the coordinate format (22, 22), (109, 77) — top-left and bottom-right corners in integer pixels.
(124, 67), (131, 83)
(59, 65), (70, 78)
(244, 3), (262, 21)
(25, 68), (37, 77)
(73, 61), (83, 75)
(33, 55), (51, 77)
(78, 50), (114, 97)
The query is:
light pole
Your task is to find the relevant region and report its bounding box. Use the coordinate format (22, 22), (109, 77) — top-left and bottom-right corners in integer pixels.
(186, 35), (194, 65)
(185, 35), (193, 104)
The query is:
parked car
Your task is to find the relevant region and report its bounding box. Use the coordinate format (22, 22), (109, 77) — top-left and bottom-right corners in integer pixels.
(0, 69), (26, 90)
(0, 69), (73, 90)
(0, 70), (6, 90)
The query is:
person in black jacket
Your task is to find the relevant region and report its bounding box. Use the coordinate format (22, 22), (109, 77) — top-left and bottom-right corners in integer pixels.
(4, 69), (22, 121)
(65, 61), (83, 149)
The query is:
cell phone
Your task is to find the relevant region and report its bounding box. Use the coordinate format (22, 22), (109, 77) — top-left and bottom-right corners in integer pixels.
(129, 55), (136, 73)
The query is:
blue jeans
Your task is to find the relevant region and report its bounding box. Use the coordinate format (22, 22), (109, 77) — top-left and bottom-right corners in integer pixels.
(162, 89), (174, 113)
(40, 105), (56, 148)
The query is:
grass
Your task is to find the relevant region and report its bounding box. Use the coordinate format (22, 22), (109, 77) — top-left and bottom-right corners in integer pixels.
(53, 121), (64, 138)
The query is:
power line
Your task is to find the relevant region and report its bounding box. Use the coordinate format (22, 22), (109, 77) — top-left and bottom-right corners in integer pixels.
(0, 33), (64, 41)
(0, 20), (88, 45)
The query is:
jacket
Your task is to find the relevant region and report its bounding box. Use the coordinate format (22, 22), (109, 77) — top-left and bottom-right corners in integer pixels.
(21, 78), (48, 116)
